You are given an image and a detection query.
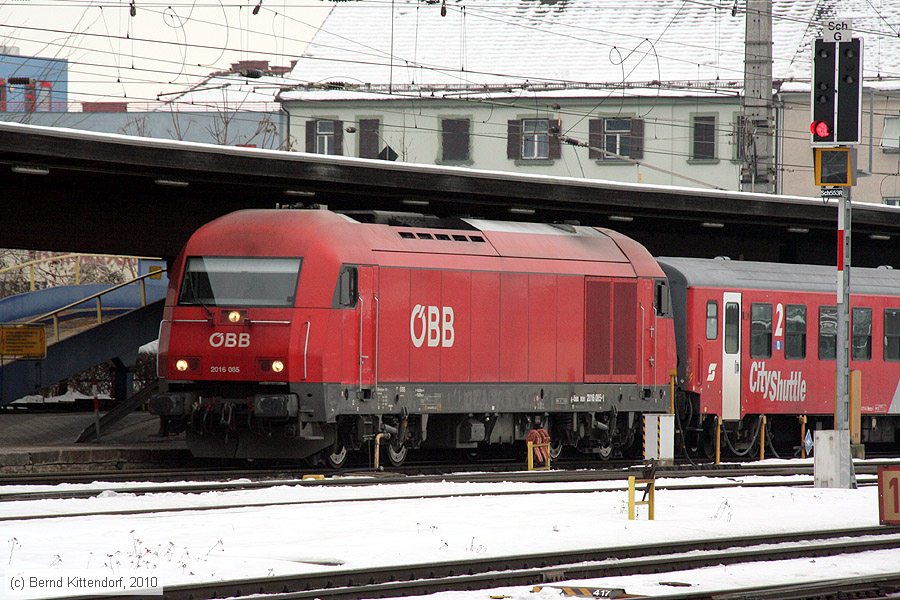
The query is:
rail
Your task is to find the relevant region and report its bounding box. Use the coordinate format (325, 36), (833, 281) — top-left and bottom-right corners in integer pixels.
(21, 269), (168, 343)
(0, 253), (158, 292)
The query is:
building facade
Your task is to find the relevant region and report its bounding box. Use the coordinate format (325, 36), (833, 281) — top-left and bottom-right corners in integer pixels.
(283, 87), (745, 190)
(0, 48), (68, 113)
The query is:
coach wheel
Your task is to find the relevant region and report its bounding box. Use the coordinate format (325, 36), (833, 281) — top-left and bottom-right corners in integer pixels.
(385, 439), (408, 467)
(326, 444), (349, 469)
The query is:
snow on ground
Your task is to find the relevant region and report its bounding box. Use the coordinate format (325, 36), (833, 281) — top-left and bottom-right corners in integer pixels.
(0, 461), (895, 598)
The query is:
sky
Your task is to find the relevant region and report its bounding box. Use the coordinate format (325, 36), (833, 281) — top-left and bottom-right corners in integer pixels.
(0, 0), (332, 105)
(0, 463), (897, 599)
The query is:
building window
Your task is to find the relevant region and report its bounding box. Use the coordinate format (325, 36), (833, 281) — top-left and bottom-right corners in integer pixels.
(507, 118), (560, 161)
(358, 119), (380, 159)
(0, 80), (5, 112)
(24, 82), (36, 113)
(882, 116), (900, 152)
(691, 115), (717, 161)
(884, 197), (900, 207)
(589, 118), (644, 160)
(886, 308), (900, 361)
(785, 304), (807, 360)
(819, 306), (837, 360)
(441, 118), (470, 161)
(750, 303), (772, 358)
(706, 300), (718, 340)
(522, 119), (549, 159)
(852, 307), (872, 360)
(305, 119), (343, 155)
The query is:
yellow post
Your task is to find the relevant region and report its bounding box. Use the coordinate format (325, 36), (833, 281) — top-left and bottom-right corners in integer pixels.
(799, 415), (808, 459)
(95, 298), (103, 324)
(75, 254), (81, 285)
(715, 416), (721, 465)
(628, 476), (636, 520)
(850, 370), (861, 446)
(373, 432), (384, 470)
(526, 440), (551, 471)
(627, 475), (655, 520)
(759, 414), (766, 461)
(669, 369), (677, 415)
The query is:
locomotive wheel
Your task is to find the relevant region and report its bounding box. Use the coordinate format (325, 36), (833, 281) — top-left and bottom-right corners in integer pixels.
(597, 443), (613, 460)
(549, 439), (564, 461)
(326, 444), (349, 469)
(385, 440), (408, 467)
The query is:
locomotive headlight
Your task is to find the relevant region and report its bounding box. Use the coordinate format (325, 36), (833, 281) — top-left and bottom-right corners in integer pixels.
(175, 359), (189, 372)
(271, 360), (285, 373)
(228, 310), (241, 323)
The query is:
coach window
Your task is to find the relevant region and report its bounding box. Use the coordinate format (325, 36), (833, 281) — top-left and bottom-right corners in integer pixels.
(706, 301), (718, 340)
(724, 302), (739, 353)
(852, 307), (872, 360)
(819, 306), (837, 360)
(785, 305), (807, 360)
(335, 266), (358, 308)
(750, 303), (772, 358)
(886, 309), (900, 361)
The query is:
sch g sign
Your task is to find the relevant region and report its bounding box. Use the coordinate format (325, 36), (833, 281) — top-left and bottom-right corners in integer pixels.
(410, 305), (455, 348)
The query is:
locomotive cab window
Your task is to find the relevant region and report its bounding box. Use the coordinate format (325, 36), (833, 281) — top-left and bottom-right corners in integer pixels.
(179, 257), (301, 308)
(334, 266), (358, 308)
(785, 304), (807, 360)
(852, 307), (872, 361)
(750, 303), (773, 358)
(886, 309), (900, 361)
(654, 280), (670, 317)
(706, 301), (718, 340)
(819, 306), (837, 360)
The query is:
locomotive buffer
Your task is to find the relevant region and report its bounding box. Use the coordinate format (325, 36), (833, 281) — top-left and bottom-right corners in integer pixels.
(810, 19), (861, 489)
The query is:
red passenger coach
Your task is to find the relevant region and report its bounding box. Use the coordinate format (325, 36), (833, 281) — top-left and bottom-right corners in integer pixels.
(660, 258), (900, 455)
(151, 208), (676, 464)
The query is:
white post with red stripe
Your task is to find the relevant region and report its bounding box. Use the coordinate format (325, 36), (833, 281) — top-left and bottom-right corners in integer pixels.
(836, 187), (850, 434)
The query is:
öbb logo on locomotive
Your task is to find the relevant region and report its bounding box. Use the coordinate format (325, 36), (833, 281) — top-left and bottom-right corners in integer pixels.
(208, 332), (251, 348)
(409, 304), (455, 348)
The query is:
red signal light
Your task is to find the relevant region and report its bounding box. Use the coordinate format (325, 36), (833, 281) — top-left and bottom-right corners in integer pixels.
(810, 120), (831, 139)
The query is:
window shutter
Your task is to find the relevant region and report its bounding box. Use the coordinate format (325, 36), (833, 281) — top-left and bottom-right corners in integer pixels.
(507, 120), (521, 159)
(549, 119), (561, 159)
(630, 118), (644, 160)
(334, 120), (344, 155)
(359, 119), (379, 158)
(305, 120), (316, 153)
(588, 119), (604, 159)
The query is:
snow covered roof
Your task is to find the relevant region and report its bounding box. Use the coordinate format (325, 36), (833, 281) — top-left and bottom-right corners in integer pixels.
(286, 0), (900, 94)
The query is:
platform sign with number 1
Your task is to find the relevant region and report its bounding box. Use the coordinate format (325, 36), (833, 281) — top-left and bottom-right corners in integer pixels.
(878, 466), (900, 525)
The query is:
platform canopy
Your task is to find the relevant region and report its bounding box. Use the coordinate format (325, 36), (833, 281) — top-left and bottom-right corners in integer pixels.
(0, 121), (897, 267)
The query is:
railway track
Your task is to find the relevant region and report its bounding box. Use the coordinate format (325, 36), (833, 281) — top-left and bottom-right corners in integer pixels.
(73, 526), (898, 600)
(0, 459), (887, 506)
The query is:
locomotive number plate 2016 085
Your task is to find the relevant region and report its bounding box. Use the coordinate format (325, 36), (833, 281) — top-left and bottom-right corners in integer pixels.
(210, 366), (241, 374)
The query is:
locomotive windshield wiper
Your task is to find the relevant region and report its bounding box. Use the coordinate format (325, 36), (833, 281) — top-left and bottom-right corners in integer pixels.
(186, 273), (214, 320)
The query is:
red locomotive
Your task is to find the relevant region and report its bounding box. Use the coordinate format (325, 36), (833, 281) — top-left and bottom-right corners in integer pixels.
(150, 208), (676, 465)
(660, 257), (900, 457)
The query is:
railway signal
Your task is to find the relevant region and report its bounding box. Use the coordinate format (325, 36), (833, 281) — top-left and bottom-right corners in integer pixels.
(810, 21), (862, 490)
(810, 35), (862, 146)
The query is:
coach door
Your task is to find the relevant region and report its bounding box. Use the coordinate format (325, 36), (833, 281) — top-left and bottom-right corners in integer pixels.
(722, 292), (742, 421)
